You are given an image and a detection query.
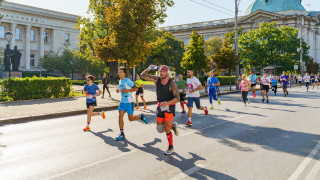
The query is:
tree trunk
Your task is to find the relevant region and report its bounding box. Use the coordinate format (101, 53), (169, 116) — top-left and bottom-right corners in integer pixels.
(105, 61), (118, 77)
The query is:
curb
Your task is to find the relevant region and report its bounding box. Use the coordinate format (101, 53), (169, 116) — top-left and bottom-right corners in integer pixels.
(0, 90), (240, 125)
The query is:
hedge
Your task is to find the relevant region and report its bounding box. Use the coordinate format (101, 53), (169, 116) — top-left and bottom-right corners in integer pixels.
(70, 80), (101, 85)
(22, 71), (61, 78)
(0, 77), (72, 101)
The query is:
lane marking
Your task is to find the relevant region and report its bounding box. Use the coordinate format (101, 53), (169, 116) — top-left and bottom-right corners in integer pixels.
(45, 150), (137, 180)
(170, 163), (205, 180)
(181, 115), (247, 137)
(305, 156), (320, 180)
(288, 141), (320, 180)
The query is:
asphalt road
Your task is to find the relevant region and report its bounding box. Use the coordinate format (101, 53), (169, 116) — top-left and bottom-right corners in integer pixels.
(1, 87), (320, 180)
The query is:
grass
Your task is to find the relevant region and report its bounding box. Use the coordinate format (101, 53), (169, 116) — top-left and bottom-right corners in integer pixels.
(142, 81), (155, 85)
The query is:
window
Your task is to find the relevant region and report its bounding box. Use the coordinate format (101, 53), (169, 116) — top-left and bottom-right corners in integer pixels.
(16, 28), (21, 40)
(30, 54), (35, 67)
(44, 32), (48, 42)
(65, 33), (70, 44)
(30, 30), (35, 41)
(0, 27), (5, 38)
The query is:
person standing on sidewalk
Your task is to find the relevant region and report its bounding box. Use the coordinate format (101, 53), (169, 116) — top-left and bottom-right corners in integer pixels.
(280, 71), (289, 97)
(240, 74), (251, 106)
(83, 75), (106, 131)
(186, 69), (208, 127)
(140, 65), (180, 155)
(102, 73), (111, 98)
(177, 74), (188, 113)
(249, 71), (258, 98)
(115, 67), (148, 141)
(135, 74), (147, 110)
(206, 71), (221, 109)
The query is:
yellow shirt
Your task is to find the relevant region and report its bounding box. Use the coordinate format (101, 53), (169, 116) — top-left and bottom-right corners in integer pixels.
(135, 79), (143, 88)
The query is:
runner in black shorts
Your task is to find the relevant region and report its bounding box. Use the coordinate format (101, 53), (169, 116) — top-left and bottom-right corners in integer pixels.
(176, 74), (188, 113)
(135, 75), (147, 110)
(260, 72), (271, 103)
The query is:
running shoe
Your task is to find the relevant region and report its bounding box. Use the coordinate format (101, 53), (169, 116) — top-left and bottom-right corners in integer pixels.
(253, 93), (257, 98)
(83, 126), (90, 131)
(218, 99), (221, 105)
(186, 120), (192, 126)
(210, 106), (214, 110)
(172, 122), (179, 136)
(181, 110), (186, 113)
(204, 107), (208, 115)
(262, 98), (265, 102)
(141, 113), (148, 124)
(144, 105), (147, 109)
(164, 146), (174, 155)
(135, 106), (139, 110)
(101, 111), (106, 119)
(115, 134), (125, 141)
(244, 103), (247, 106)
(247, 99), (250, 104)
(267, 100), (269, 103)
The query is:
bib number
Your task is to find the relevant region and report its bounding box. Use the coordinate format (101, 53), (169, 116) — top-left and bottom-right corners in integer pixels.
(161, 105), (169, 112)
(178, 89), (183, 93)
(86, 95), (93, 99)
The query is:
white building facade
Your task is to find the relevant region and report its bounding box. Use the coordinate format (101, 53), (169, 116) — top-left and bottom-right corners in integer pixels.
(0, 1), (80, 71)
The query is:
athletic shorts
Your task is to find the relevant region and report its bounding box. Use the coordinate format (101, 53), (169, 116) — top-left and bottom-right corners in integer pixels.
(306, 82), (310, 87)
(298, 81), (302, 84)
(251, 83), (256, 87)
(156, 105), (175, 123)
(283, 84), (288, 90)
(179, 93), (186, 102)
(262, 85), (269, 92)
(239, 86), (242, 91)
(187, 97), (201, 109)
(311, 80), (315, 84)
(86, 101), (97, 108)
(135, 88), (143, 96)
(118, 102), (135, 115)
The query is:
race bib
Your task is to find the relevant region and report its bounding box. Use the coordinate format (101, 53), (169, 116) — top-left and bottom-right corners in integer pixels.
(242, 83), (246, 87)
(160, 105), (169, 112)
(128, 96), (134, 103)
(251, 81), (256, 84)
(86, 95), (93, 99)
(178, 89), (183, 93)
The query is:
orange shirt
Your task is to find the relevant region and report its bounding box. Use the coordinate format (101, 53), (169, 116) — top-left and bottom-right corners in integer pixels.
(240, 80), (251, 92)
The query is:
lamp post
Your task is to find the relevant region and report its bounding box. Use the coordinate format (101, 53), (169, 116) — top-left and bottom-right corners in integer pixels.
(235, 0), (240, 90)
(5, 32), (13, 78)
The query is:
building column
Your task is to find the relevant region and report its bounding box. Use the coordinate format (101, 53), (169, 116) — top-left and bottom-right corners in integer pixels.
(10, 23), (17, 49)
(25, 25), (31, 70)
(39, 27), (45, 59)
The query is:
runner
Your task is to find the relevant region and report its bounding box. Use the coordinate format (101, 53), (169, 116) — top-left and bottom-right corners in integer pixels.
(303, 73), (311, 92)
(206, 71), (221, 109)
(298, 74), (302, 87)
(115, 67), (148, 141)
(83, 75), (106, 131)
(249, 71), (258, 98)
(177, 74), (188, 113)
(280, 71), (289, 97)
(261, 72), (271, 103)
(135, 74), (147, 110)
(238, 74), (243, 97)
(271, 76), (278, 96)
(310, 73), (316, 89)
(140, 65), (180, 155)
(186, 69), (208, 126)
(240, 74), (251, 106)
(314, 74), (319, 89)
(102, 73), (111, 98)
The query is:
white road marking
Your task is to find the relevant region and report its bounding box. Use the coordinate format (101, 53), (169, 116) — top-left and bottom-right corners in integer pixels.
(181, 115), (247, 137)
(305, 156), (320, 180)
(170, 163), (205, 180)
(288, 141), (320, 180)
(45, 150), (137, 180)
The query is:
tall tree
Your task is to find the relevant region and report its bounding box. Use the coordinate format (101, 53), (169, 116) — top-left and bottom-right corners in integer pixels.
(204, 36), (222, 72)
(181, 31), (208, 76)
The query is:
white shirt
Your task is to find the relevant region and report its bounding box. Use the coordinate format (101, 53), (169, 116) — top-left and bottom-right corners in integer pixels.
(187, 77), (201, 97)
(260, 76), (271, 85)
(304, 76), (310, 82)
(298, 76), (302, 81)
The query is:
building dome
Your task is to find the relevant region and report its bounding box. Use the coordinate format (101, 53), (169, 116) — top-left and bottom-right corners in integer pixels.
(246, 0), (306, 15)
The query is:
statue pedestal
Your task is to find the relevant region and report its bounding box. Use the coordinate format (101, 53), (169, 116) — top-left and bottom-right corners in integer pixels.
(0, 71), (22, 79)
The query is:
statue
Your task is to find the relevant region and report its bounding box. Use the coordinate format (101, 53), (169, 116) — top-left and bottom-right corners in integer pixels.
(12, 46), (21, 71)
(4, 44), (11, 72)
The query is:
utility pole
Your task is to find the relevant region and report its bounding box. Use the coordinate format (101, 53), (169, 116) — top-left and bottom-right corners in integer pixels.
(299, 16), (304, 74)
(235, 0), (240, 90)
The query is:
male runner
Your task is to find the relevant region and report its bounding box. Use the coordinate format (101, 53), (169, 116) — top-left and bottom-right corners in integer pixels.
(298, 75), (302, 87)
(280, 71), (289, 97)
(140, 65), (179, 155)
(249, 71), (258, 98)
(115, 67), (148, 141)
(135, 74), (147, 110)
(303, 73), (311, 92)
(271, 76), (278, 96)
(206, 71), (221, 109)
(261, 72), (271, 103)
(310, 73), (316, 89)
(186, 69), (208, 126)
(177, 74), (188, 113)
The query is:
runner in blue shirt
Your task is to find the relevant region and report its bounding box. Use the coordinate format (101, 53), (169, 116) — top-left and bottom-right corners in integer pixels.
(271, 76), (278, 96)
(115, 67), (148, 141)
(249, 71), (258, 98)
(206, 71), (221, 109)
(280, 71), (289, 97)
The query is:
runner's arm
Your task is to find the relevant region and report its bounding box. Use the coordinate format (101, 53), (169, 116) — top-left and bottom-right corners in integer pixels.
(168, 81), (180, 104)
(140, 67), (159, 83)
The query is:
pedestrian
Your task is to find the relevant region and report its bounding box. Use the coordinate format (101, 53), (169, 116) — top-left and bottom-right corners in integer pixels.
(176, 74), (188, 113)
(115, 67), (148, 141)
(102, 73), (111, 98)
(140, 65), (179, 155)
(271, 76), (278, 96)
(204, 72), (208, 93)
(261, 72), (271, 103)
(280, 71), (289, 97)
(206, 71), (221, 109)
(240, 74), (251, 106)
(249, 71), (258, 98)
(83, 75), (106, 131)
(303, 73), (311, 92)
(186, 69), (208, 127)
(135, 74), (147, 110)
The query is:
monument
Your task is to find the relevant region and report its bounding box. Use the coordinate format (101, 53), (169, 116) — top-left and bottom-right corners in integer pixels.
(0, 45), (22, 78)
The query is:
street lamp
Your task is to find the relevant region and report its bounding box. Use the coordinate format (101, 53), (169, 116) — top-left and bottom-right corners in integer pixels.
(235, 0), (241, 90)
(5, 32), (13, 78)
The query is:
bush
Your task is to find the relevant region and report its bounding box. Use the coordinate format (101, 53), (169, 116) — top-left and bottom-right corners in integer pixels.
(70, 80), (101, 85)
(0, 77), (72, 101)
(22, 71), (61, 78)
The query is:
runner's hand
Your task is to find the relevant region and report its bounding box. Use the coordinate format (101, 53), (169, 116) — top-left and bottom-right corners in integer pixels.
(121, 89), (128, 94)
(116, 88), (120, 93)
(161, 101), (169, 107)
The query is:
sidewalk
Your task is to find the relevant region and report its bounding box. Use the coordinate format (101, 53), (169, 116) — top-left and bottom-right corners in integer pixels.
(0, 84), (238, 123)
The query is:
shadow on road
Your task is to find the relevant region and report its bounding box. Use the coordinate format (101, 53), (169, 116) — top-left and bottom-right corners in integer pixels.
(90, 129), (131, 152)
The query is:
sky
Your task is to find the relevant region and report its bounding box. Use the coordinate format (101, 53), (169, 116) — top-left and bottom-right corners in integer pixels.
(5, 0), (320, 27)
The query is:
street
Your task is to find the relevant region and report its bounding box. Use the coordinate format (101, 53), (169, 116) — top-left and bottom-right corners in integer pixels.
(1, 87), (320, 180)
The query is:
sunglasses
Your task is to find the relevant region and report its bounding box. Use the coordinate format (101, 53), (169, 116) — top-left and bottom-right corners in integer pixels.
(87, 79), (91, 81)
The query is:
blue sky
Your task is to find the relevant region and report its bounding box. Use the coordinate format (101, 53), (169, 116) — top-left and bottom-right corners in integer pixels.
(6, 0), (320, 27)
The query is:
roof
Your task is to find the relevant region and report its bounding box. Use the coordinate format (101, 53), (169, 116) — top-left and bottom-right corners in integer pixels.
(246, 0), (306, 15)
(308, 11), (320, 17)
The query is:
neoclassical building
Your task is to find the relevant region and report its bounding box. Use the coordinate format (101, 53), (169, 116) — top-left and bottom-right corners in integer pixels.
(0, 1), (80, 71)
(160, 0), (320, 64)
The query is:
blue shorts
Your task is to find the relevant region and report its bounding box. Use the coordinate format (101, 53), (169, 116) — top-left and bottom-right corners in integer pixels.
(187, 97), (201, 109)
(118, 102), (135, 115)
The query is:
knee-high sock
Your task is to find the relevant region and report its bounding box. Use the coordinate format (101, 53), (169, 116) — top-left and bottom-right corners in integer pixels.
(180, 103), (185, 111)
(167, 132), (173, 146)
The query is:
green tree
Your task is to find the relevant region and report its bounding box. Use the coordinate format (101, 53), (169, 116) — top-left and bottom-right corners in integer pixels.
(306, 58), (319, 74)
(94, 0), (174, 68)
(181, 31), (208, 76)
(204, 36), (222, 72)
